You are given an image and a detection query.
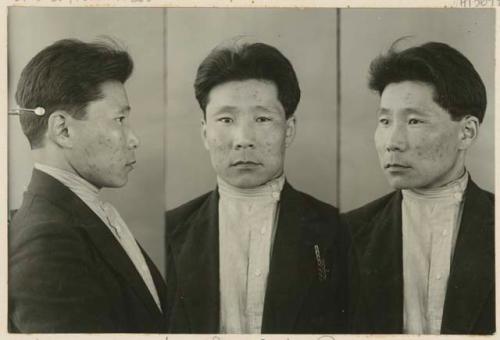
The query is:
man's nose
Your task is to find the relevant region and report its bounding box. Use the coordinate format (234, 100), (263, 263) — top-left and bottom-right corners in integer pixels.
(233, 121), (255, 150)
(127, 128), (140, 149)
(385, 124), (407, 152)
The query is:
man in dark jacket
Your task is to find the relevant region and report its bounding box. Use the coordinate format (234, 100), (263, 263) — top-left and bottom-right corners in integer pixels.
(344, 41), (494, 335)
(9, 39), (168, 333)
(166, 39), (349, 334)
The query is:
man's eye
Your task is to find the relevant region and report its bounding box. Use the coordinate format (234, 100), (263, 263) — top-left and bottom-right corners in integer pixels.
(256, 116), (272, 122)
(408, 118), (423, 125)
(115, 116), (126, 124)
(378, 118), (390, 125)
(217, 117), (233, 124)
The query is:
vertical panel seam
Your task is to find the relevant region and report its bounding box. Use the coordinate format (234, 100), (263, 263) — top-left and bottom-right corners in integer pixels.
(336, 8), (342, 210)
(162, 7), (168, 278)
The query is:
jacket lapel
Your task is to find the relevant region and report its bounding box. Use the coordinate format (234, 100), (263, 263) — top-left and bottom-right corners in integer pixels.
(140, 244), (168, 317)
(441, 180), (495, 334)
(170, 190), (220, 333)
(352, 192), (404, 332)
(261, 182), (335, 332)
(28, 169), (164, 320)
(83, 222), (164, 318)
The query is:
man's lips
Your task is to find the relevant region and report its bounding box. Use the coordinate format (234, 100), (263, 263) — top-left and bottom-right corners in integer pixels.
(384, 163), (411, 169)
(231, 161), (261, 167)
(126, 160), (137, 167)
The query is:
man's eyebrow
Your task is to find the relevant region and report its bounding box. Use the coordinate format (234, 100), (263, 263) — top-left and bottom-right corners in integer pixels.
(377, 108), (390, 115)
(255, 105), (282, 114)
(377, 107), (430, 116)
(402, 107), (431, 116)
(212, 106), (238, 115)
(118, 105), (131, 115)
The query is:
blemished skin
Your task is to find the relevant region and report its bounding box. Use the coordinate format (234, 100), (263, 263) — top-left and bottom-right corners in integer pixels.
(374, 80), (477, 190)
(65, 80), (140, 188)
(202, 79), (296, 189)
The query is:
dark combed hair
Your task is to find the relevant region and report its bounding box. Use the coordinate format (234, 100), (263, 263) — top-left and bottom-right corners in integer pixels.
(368, 41), (487, 123)
(15, 38), (134, 148)
(194, 41), (301, 119)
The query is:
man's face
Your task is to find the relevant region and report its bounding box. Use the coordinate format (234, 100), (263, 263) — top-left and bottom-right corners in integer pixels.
(202, 79), (295, 188)
(67, 80), (139, 188)
(374, 81), (465, 190)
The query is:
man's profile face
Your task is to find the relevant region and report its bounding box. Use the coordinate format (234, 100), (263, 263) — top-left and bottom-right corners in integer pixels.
(374, 80), (464, 190)
(202, 79), (295, 188)
(66, 80), (139, 188)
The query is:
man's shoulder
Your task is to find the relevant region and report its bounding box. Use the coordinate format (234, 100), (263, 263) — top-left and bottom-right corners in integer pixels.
(11, 194), (91, 250)
(288, 185), (339, 217)
(165, 191), (214, 232)
(465, 179), (495, 224)
(479, 187), (495, 205)
(342, 191), (398, 226)
(469, 180), (494, 203)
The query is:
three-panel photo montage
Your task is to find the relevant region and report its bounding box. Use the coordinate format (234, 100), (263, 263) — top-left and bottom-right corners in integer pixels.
(6, 6), (495, 336)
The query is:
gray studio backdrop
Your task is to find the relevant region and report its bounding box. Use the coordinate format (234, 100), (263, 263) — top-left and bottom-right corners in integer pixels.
(8, 8), (494, 277)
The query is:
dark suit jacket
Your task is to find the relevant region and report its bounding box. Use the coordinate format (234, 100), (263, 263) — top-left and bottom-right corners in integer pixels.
(343, 179), (495, 334)
(165, 182), (349, 333)
(9, 169), (168, 333)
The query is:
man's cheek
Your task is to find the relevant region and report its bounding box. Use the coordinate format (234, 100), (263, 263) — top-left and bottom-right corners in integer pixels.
(415, 141), (444, 163)
(214, 142), (230, 154)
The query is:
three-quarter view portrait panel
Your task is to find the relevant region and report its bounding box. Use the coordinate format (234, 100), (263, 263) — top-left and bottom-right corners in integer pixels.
(339, 8), (495, 335)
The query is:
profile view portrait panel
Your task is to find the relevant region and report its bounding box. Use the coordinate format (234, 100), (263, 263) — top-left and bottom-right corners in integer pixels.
(7, 7), (167, 333)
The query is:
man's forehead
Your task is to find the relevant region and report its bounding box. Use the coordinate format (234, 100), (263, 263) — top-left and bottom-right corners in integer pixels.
(379, 82), (444, 114)
(208, 79), (278, 100)
(380, 81), (436, 103)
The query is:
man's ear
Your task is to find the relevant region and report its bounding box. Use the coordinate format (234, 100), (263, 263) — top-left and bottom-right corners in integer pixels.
(285, 115), (296, 148)
(458, 115), (479, 150)
(47, 111), (73, 148)
(201, 118), (209, 150)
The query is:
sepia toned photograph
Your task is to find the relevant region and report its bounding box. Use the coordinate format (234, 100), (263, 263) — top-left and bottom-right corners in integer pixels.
(5, 3), (495, 337)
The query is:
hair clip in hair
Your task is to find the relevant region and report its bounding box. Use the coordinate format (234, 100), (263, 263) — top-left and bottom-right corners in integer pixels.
(8, 107), (46, 116)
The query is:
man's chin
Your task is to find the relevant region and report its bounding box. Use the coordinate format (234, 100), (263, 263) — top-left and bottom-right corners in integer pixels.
(385, 176), (415, 190)
(223, 176), (268, 189)
(99, 177), (129, 189)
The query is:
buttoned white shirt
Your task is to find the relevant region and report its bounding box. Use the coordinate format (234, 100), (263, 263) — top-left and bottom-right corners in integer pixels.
(402, 172), (468, 334)
(217, 175), (284, 334)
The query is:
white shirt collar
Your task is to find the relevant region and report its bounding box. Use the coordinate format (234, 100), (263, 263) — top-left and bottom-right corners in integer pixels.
(217, 174), (285, 201)
(402, 170), (468, 202)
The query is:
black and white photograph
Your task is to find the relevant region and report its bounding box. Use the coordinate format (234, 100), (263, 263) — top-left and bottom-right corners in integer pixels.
(4, 2), (496, 338)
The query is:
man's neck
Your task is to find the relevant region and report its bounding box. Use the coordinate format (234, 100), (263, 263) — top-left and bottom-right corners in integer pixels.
(31, 147), (77, 176)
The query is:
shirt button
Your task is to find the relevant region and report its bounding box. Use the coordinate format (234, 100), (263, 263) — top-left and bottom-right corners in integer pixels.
(442, 230), (448, 236)
(260, 228), (266, 235)
(454, 193), (461, 200)
(272, 192), (280, 200)
(255, 270), (262, 277)
(436, 274), (442, 280)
